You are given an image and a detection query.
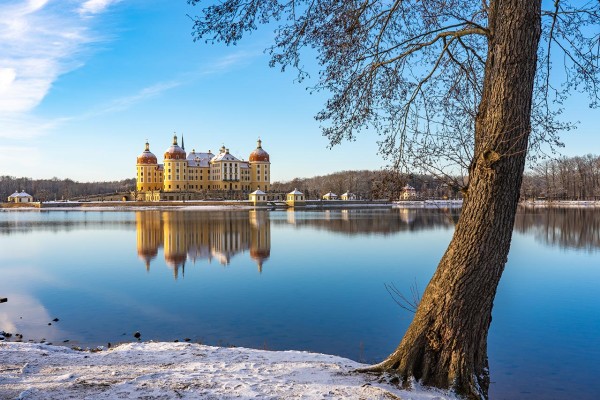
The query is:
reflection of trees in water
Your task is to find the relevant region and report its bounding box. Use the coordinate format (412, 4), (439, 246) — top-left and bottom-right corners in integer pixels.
(514, 208), (600, 251)
(0, 218), (135, 235)
(272, 208), (459, 235)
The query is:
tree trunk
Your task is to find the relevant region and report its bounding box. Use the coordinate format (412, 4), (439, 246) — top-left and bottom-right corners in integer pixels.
(365, 2), (541, 399)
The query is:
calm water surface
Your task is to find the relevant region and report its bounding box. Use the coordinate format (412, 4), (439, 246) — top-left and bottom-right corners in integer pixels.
(0, 207), (598, 399)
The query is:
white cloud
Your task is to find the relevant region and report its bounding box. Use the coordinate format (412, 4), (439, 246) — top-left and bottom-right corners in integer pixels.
(0, 0), (119, 140)
(79, 0), (122, 16)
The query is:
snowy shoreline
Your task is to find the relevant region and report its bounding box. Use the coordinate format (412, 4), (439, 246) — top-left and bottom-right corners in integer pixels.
(0, 342), (454, 399)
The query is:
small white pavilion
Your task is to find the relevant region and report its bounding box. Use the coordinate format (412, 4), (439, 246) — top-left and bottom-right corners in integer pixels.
(322, 192), (338, 200)
(286, 188), (305, 207)
(341, 191), (356, 201)
(7, 190), (33, 203)
(249, 189), (268, 205)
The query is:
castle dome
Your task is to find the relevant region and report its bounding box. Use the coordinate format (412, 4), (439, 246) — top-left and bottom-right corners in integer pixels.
(249, 138), (269, 162)
(137, 141), (158, 164)
(164, 134), (186, 160)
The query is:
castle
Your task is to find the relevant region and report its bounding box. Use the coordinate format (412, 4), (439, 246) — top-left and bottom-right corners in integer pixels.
(135, 135), (270, 201)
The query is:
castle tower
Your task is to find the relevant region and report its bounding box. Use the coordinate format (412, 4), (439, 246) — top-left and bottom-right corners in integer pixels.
(163, 134), (188, 194)
(136, 141), (163, 193)
(249, 138), (271, 192)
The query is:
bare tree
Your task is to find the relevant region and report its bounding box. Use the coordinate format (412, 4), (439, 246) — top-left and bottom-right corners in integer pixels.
(188, 1), (600, 398)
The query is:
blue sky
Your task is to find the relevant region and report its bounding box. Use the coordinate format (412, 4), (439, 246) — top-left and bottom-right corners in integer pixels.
(0, 0), (597, 182)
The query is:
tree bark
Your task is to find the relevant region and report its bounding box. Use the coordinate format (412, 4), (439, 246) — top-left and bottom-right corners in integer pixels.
(365, 2), (542, 399)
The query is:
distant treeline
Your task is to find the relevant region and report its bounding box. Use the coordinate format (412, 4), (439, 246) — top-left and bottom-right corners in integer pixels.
(0, 176), (135, 202)
(274, 154), (600, 201)
(271, 169), (461, 200)
(521, 154), (600, 200)
(3, 154), (597, 202)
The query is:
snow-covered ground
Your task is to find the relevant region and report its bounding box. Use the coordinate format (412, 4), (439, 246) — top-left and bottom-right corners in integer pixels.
(0, 342), (455, 399)
(519, 200), (600, 207)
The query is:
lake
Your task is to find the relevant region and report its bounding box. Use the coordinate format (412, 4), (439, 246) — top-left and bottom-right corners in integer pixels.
(0, 207), (598, 399)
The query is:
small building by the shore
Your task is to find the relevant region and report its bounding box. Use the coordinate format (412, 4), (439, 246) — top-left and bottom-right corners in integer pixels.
(8, 190), (33, 203)
(249, 189), (268, 205)
(400, 185), (417, 200)
(286, 189), (305, 207)
(341, 191), (356, 201)
(322, 192), (338, 200)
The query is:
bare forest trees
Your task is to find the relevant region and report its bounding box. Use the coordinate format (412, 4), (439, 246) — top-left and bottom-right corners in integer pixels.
(188, 1), (600, 398)
(0, 176), (135, 201)
(522, 155), (600, 200)
(271, 169), (462, 200)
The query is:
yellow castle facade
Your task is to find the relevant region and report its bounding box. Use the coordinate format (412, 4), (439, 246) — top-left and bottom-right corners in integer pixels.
(136, 135), (271, 201)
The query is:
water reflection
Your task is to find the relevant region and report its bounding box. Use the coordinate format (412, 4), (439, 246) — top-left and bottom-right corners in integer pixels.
(275, 208), (460, 234)
(136, 210), (271, 278)
(0, 211), (135, 235)
(134, 208), (462, 279)
(515, 207), (600, 251)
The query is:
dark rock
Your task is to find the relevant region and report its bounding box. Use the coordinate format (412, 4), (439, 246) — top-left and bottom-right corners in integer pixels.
(63, 339), (69, 343)
(48, 323), (52, 326)
(107, 342), (111, 348)
(174, 339), (179, 343)
(52, 318), (59, 322)
(133, 331), (141, 339)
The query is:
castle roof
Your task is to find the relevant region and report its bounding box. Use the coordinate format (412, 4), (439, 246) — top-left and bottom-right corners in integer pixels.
(212, 149), (240, 162)
(249, 138), (269, 162)
(164, 135), (186, 160)
(137, 141), (157, 164)
(187, 150), (214, 167)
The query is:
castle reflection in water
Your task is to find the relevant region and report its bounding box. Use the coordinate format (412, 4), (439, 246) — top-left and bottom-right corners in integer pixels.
(134, 207), (464, 279)
(114, 206), (600, 279)
(136, 210), (271, 278)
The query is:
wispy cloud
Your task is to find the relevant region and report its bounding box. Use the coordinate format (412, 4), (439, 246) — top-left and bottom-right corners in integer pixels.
(72, 50), (260, 120)
(85, 80), (183, 117)
(0, 0), (119, 139)
(78, 0), (122, 16)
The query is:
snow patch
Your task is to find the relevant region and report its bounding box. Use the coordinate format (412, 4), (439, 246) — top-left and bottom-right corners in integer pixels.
(0, 342), (456, 399)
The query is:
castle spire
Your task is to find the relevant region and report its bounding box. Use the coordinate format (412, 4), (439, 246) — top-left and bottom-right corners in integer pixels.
(181, 135), (185, 151)
(173, 133), (178, 145)
(145, 140), (150, 151)
(257, 137), (262, 148)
